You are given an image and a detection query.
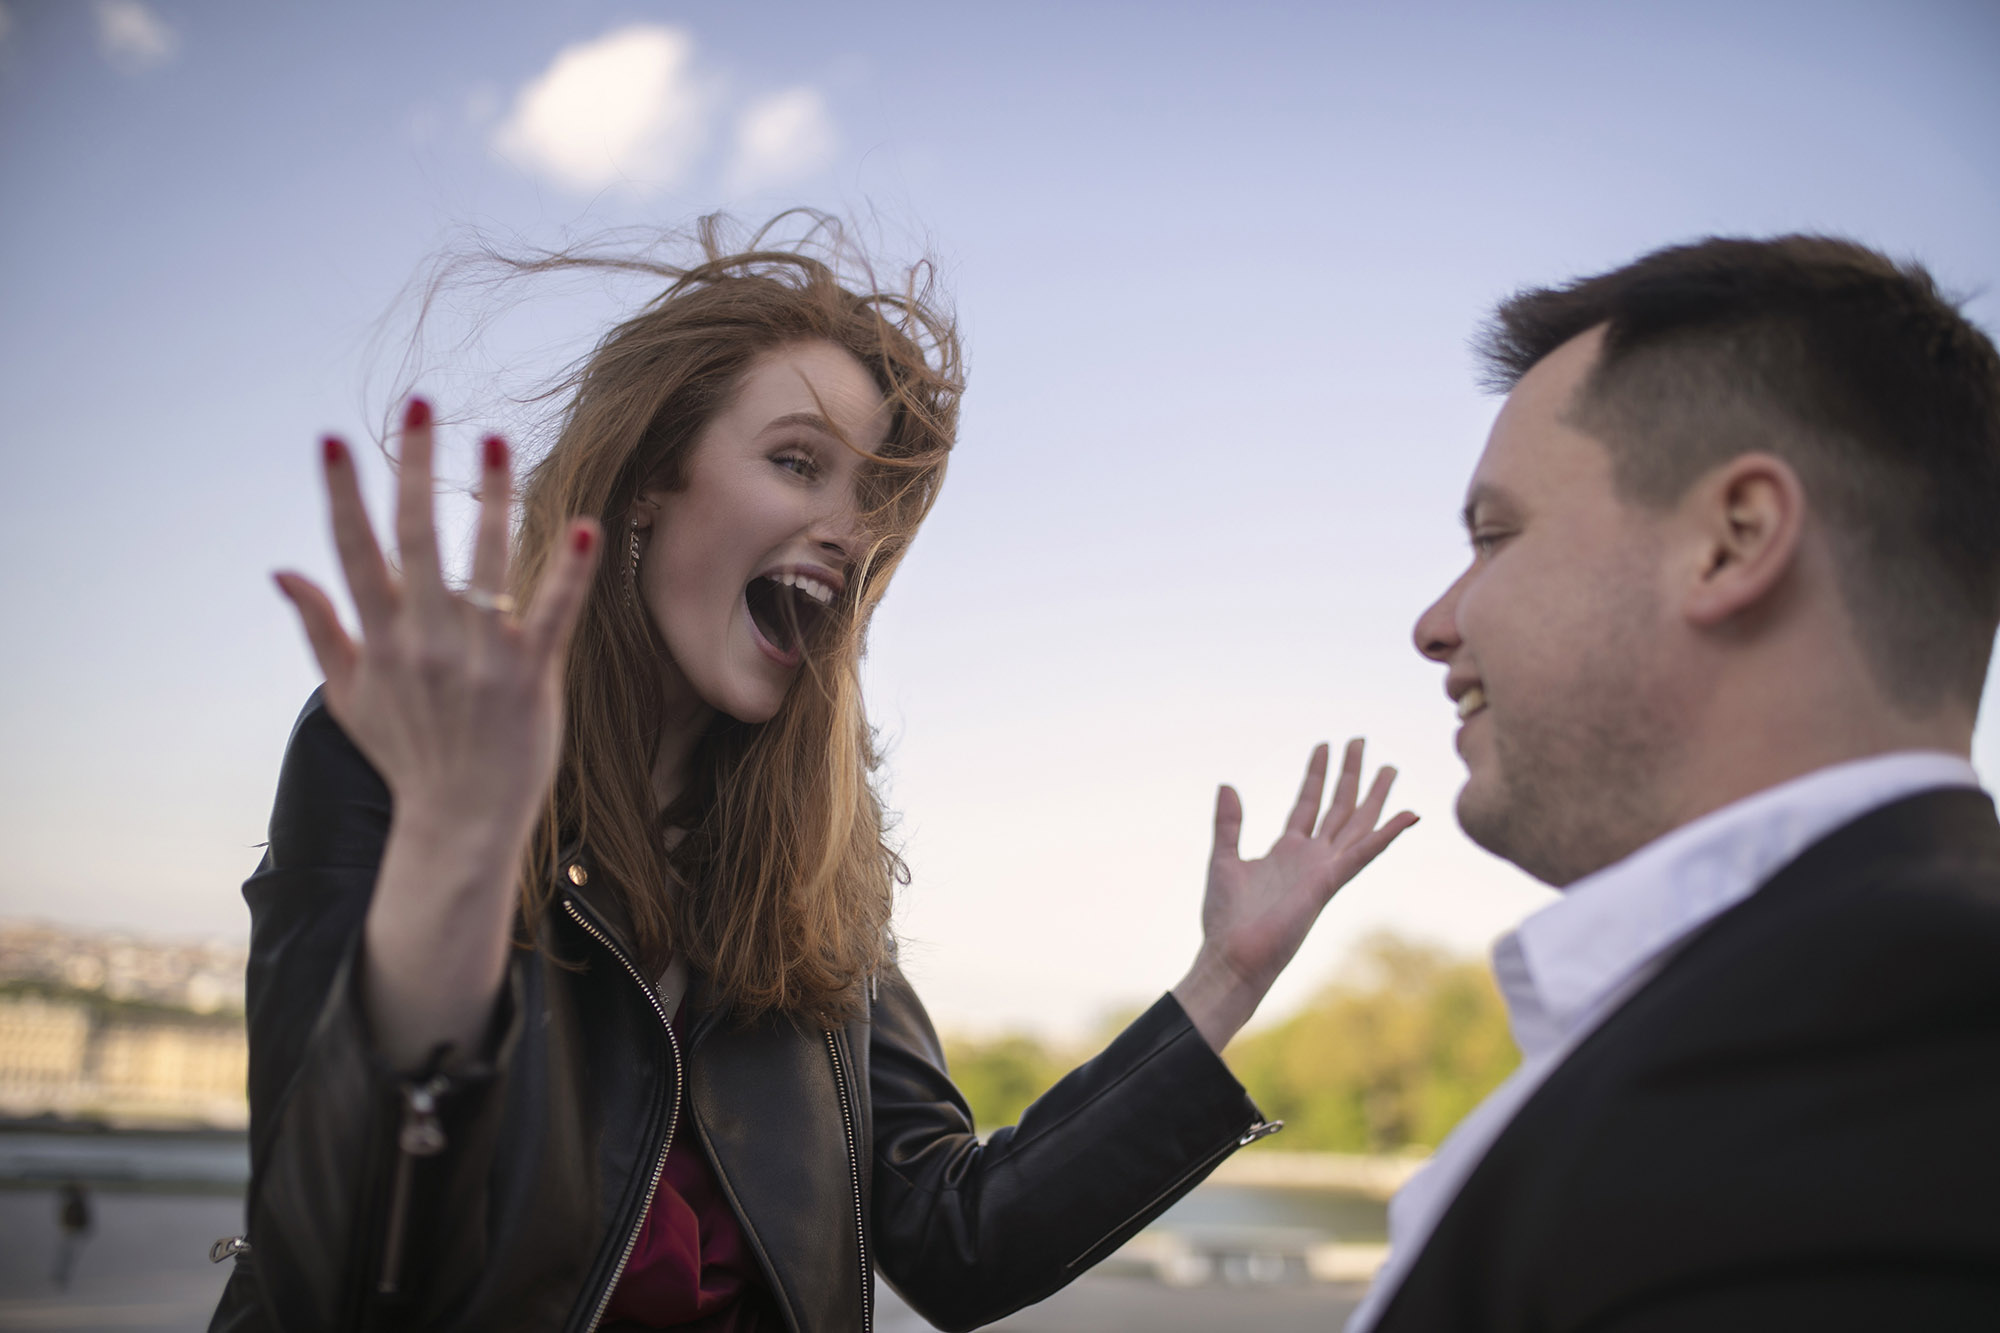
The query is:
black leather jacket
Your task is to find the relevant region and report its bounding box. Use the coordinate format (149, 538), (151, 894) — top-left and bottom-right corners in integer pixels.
(210, 695), (1276, 1332)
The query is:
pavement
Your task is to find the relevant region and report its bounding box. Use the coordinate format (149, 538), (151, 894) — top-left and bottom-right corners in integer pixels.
(0, 1188), (1366, 1332)
(879, 1273), (1365, 1331)
(0, 1189), (241, 1331)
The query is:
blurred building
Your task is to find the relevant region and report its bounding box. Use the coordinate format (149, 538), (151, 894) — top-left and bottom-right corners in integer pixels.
(0, 919), (247, 1012)
(0, 921), (248, 1128)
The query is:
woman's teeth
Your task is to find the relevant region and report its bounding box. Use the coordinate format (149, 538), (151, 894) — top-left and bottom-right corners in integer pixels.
(771, 572), (835, 606)
(1457, 686), (1487, 720)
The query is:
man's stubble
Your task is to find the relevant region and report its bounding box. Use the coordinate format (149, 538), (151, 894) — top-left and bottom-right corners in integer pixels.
(1457, 573), (1687, 888)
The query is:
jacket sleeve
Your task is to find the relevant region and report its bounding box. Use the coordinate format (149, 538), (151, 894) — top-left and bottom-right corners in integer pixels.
(867, 964), (1272, 1331)
(226, 692), (530, 1332)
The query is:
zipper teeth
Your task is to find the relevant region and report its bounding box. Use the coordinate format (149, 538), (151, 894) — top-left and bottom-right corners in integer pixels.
(824, 1029), (872, 1333)
(1061, 1118), (1271, 1272)
(376, 1149), (419, 1294)
(562, 897), (683, 1333)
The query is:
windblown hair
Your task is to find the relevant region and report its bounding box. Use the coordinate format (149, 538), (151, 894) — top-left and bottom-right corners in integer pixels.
(1477, 234), (2000, 713)
(503, 216), (962, 1022)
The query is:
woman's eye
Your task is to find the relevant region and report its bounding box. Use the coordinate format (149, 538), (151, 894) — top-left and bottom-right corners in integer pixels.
(1470, 530), (1509, 556)
(775, 451), (816, 477)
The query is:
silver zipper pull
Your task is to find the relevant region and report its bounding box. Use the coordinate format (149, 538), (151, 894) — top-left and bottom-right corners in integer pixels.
(1238, 1119), (1285, 1147)
(209, 1235), (251, 1263)
(399, 1076), (449, 1156)
(378, 1074), (452, 1295)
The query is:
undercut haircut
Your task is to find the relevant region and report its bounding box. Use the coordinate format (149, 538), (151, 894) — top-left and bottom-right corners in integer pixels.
(1478, 234), (2000, 713)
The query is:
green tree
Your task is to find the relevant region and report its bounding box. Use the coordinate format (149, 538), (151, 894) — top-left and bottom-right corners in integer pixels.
(1227, 932), (1518, 1152)
(937, 933), (1516, 1151)
(940, 1032), (1069, 1134)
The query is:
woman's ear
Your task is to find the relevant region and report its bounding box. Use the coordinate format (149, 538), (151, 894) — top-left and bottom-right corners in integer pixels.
(1680, 452), (1807, 627)
(629, 494), (661, 531)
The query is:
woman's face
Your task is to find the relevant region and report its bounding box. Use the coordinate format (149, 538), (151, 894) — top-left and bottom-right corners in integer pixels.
(636, 340), (892, 724)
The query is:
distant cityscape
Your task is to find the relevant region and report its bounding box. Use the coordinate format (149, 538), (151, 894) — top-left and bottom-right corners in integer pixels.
(0, 920), (249, 1129)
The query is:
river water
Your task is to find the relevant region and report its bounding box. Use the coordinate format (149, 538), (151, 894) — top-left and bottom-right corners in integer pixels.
(0, 1130), (1389, 1237)
(0, 1131), (1381, 1330)
(0, 1131), (250, 1193)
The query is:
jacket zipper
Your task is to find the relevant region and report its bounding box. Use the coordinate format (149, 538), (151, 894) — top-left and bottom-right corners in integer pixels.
(823, 1029), (873, 1333)
(1061, 1118), (1285, 1272)
(561, 894), (684, 1333)
(377, 1074), (450, 1295)
(208, 1235), (251, 1264)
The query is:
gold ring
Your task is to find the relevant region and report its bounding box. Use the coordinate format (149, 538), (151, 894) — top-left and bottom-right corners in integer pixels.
(462, 587), (518, 616)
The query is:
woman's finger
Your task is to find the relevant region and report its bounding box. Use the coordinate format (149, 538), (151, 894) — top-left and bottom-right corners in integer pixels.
(274, 571), (359, 692)
(1283, 743), (1331, 837)
(1212, 783), (1244, 863)
(466, 434), (513, 600)
(1333, 811), (1422, 884)
(392, 396), (447, 601)
(523, 521), (602, 663)
(321, 435), (396, 638)
(1318, 738), (1365, 840)
(1336, 766), (1400, 852)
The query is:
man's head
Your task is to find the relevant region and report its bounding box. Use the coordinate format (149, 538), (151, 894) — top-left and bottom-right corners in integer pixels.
(1414, 235), (2000, 886)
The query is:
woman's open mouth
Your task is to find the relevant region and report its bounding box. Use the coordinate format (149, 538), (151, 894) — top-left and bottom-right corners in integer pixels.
(744, 573), (835, 667)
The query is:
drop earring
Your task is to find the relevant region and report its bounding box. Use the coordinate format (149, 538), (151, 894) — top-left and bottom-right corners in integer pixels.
(627, 518), (643, 609)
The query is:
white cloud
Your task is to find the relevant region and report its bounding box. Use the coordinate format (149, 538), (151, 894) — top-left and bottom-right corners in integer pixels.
(95, 0), (178, 72)
(493, 24), (714, 194)
(726, 87), (838, 194)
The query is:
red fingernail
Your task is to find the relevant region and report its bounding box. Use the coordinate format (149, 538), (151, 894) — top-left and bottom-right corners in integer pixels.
(321, 434), (347, 466)
(572, 526), (595, 554)
(482, 434), (508, 470)
(403, 396), (432, 430)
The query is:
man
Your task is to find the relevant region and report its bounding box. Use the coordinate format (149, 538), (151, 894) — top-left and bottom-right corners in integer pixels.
(1352, 236), (2000, 1331)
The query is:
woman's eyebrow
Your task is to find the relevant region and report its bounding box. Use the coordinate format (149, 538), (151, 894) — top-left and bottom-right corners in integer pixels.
(763, 411), (837, 435)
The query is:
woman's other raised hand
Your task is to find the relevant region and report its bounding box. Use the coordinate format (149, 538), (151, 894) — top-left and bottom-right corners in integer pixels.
(1172, 740), (1418, 1053)
(274, 398), (600, 1068)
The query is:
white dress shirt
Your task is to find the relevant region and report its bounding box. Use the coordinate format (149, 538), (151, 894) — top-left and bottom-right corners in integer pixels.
(1344, 750), (1982, 1333)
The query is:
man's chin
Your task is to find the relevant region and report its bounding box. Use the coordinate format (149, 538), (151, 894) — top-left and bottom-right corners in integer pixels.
(1456, 781), (1542, 879)
(1455, 782), (1505, 857)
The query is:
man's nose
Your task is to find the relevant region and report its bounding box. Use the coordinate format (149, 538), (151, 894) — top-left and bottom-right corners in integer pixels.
(1413, 571), (1466, 663)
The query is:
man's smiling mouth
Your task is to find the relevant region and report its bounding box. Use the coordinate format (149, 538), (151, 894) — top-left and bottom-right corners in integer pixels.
(1457, 685), (1488, 720)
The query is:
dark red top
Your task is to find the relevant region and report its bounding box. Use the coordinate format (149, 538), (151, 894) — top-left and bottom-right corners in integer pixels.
(601, 1011), (778, 1332)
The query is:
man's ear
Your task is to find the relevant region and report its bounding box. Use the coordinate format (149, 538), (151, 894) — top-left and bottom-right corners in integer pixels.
(1680, 452), (1807, 627)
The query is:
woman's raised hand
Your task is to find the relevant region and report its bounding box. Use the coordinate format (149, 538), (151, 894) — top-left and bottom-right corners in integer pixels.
(274, 398), (601, 1067)
(277, 398), (599, 834)
(1172, 740), (1418, 1053)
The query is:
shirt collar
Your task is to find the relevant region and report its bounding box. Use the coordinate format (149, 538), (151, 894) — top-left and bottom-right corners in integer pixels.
(1493, 750), (1980, 1059)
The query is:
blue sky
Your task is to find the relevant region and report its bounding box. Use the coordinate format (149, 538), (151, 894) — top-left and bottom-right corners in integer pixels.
(2, 0), (1997, 1037)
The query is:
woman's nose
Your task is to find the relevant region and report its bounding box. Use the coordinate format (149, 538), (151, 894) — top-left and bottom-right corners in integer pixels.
(809, 496), (864, 565)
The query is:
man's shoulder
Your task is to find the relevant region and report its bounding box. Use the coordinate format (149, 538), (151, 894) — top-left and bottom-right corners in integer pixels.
(1650, 784), (2000, 1041)
(1380, 786), (2000, 1330)
(1543, 785), (2000, 1119)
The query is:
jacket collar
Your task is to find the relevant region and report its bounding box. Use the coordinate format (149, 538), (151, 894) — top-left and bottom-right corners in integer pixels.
(1495, 750), (1981, 1059)
(554, 843), (730, 1048)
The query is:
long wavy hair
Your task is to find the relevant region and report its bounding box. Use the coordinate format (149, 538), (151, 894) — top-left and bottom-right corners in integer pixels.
(502, 216), (962, 1023)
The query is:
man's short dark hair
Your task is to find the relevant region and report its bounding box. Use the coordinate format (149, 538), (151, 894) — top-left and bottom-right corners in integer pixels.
(1479, 234), (2000, 713)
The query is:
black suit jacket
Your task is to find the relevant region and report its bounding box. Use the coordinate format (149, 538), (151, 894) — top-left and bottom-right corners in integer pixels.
(1375, 787), (2000, 1332)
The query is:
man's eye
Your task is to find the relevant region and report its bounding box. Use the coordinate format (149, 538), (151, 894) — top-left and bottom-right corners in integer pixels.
(1470, 530), (1509, 556)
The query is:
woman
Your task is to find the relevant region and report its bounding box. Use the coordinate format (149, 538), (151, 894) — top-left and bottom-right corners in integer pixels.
(211, 222), (1416, 1333)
